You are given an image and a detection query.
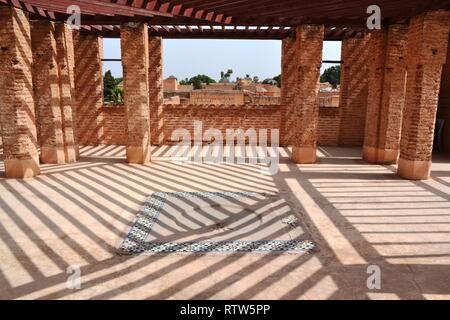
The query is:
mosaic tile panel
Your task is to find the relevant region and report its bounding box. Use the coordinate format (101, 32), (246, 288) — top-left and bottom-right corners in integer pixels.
(119, 192), (315, 255)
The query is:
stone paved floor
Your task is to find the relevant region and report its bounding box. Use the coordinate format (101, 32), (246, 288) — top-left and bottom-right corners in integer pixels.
(0, 146), (450, 300)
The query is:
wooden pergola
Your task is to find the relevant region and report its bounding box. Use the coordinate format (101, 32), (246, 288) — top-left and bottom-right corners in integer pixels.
(1, 0), (449, 39)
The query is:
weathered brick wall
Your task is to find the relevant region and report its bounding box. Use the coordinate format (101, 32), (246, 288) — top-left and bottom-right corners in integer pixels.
(93, 104), (341, 146)
(280, 36), (297, 146)
(149, 36), (164, 146)
(189, 91), (245, 105)
(121, 23), (151, 163)
(31, 20), (64, 159)
(0, 7), (40, 178)
(103, 106), (127, 145)
(73, 32), (104, 146)
(338, 36), (370, 146)
(55, 23), (78, 162)
(437, 35), (450, 152)
(163, 105), (281, 144)
(364, 25), (408, 163)
(318, 107), (341, 146)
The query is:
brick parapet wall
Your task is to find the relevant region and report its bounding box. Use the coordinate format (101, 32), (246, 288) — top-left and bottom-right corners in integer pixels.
(97, 104), (340, 146)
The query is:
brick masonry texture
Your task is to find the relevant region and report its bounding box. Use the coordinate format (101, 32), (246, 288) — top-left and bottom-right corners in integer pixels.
(364, 25), (408, 152)
(339, 36), (370, 146)
(400, 10), (450, 162)
(291, 25), (324, 149)
(437, 35), (450, 152)
(121, 23), (151, 162)
(73, 32), (104, 146)
(91, 104), (340, 146)
(280, 36), (296, 146)
(30, 20), (64, 156)
(148, 36), (164, 146)
(55, 23), (79, 162)
(0, 7), (39, 162)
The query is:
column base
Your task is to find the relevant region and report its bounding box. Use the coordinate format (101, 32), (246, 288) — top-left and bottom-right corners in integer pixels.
(363, 146), (399, 164)
(292, 146), (317, 164)
(397, 157), (432, 180)
(40, 146), (66, 164)
(5, 155), (40, 179)
(65, 145), (79, 163)
(126, 146), (151, 164)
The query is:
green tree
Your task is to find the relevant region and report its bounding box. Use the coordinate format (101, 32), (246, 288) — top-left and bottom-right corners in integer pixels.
(103, 70), (116, 102)
(192, 77), (203, 90)
(111, 87), (124, 105)
(320, 65), (341, 89)
(262, 75), (281, 88)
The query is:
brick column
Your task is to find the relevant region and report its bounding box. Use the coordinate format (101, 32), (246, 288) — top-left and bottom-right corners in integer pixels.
(55, 23), (79, 162)
(291, 25), (324, 164)
(338, 36), (370, 146)
(363, 25), (408, 164)
(121, 23), (151, 164)
(280, 35), (296, 146)
(31, 20), (65, 164)
(148, 36), (164, 146)
(437, 36), (450, 152)
(0, 7), (40, 178)
(73, 32), (104, 146)
(398, 10), (450, 180)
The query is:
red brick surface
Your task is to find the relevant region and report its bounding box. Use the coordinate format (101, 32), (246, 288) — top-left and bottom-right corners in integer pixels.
(291, 25), (324, 149)
(437, 35), (450, 152)
(339, 36), (370, 146)
(31, 20), (64, 155)
(73, 32), (104, 146)
(148, 36), (164, 146)
(364, 25), (408, 153)
(400, 10), (450, 162)
(121, 23), (151, 160)
(0, 7), (39, 161)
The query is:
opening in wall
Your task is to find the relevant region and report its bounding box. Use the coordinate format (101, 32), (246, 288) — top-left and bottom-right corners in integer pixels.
(320, 41), (342, 108)
(163, 39), (282, 106)
(102, 38), (123, 106)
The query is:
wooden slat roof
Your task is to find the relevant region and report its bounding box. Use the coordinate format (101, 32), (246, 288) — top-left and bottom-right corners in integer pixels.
(1, 0), (449, 39)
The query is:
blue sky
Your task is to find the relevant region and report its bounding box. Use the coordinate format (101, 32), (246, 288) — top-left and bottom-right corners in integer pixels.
(103, 38), (341, 81)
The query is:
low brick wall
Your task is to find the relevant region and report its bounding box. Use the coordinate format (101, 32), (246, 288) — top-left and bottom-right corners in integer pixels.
(318, 107), (341, 146)
(103, 105), (127, 145)
(95, 104), (346, 147)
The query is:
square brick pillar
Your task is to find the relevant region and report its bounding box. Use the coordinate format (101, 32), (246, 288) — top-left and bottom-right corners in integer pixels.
(363, 25), (408, 164)
(338, 36), (370, 146)
(121, 23), (151, 164)
(55, 23), (79, 163)
(398, 10), (450, 180)
(31, 20), (65, 164)
(0, 7), (40, 178)
(280, 35), (297, 147)
(291, 25), (324, 164)
(148, 36), (164, 146)
(73, 32), (104, 146)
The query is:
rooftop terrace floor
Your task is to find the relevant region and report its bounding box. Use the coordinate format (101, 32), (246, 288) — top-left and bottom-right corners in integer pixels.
(1, 146), (450, 300)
